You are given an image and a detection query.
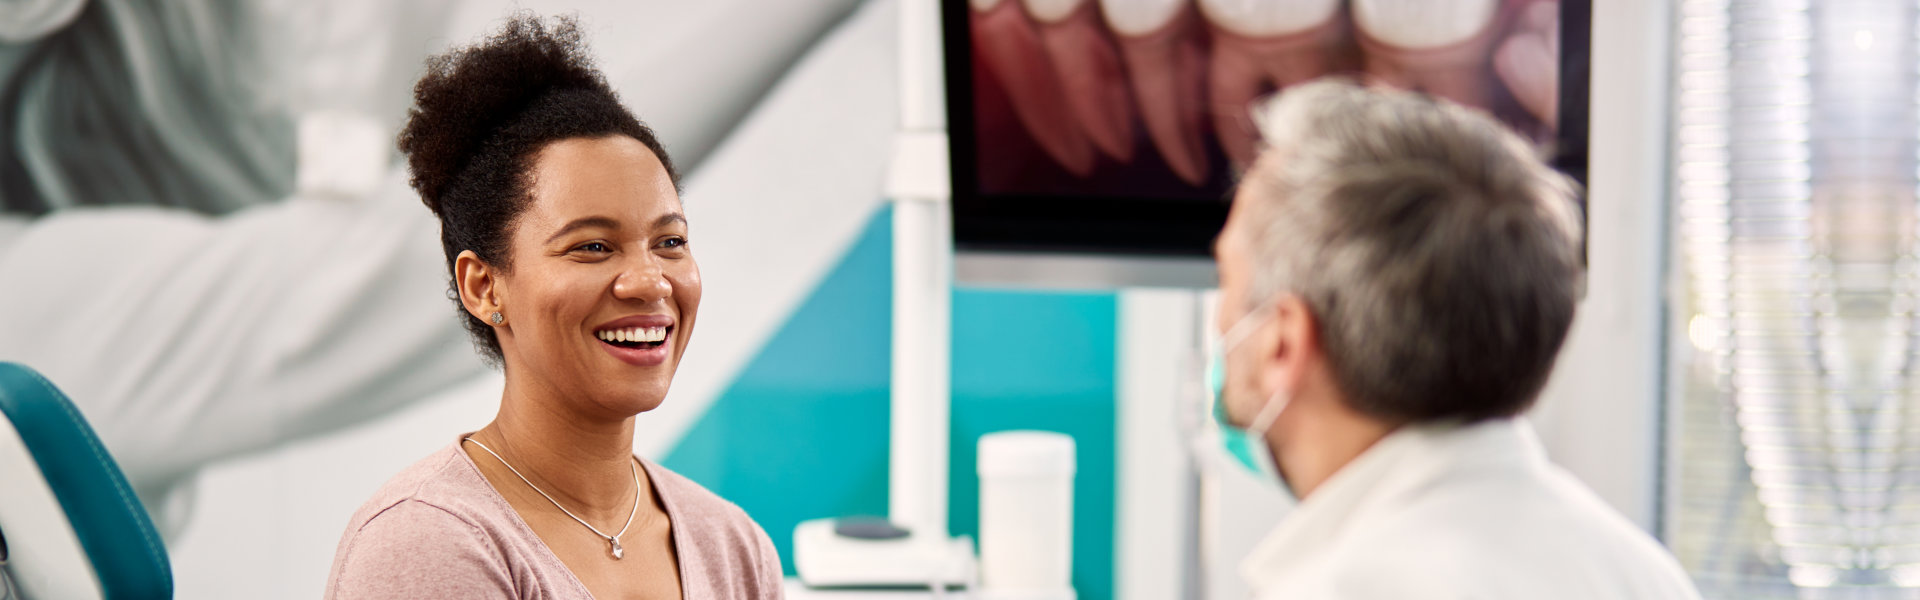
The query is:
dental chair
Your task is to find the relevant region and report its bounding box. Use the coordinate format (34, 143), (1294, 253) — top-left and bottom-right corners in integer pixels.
(0, 362), (171, 599)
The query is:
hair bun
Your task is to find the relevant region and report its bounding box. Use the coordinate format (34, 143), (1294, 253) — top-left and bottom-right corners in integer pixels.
(398, 13), (614, 214)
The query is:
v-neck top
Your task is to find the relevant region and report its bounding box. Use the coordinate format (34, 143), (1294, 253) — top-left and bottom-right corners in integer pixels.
(324, 437), (784, 599)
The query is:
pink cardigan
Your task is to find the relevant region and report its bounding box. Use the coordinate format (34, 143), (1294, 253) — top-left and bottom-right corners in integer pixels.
(325, 438), (784, 599)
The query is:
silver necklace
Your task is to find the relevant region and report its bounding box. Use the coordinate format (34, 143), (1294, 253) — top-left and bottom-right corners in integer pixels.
(463, 437), (640, 559)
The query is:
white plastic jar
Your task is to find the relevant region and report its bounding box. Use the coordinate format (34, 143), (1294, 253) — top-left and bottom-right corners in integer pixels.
(976, 430), (1077, 599)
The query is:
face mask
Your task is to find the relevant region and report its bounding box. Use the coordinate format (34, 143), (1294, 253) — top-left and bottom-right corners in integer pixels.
(1206, 305), (1296, 499)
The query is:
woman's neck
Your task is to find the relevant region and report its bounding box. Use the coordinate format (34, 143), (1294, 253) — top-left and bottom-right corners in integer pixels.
(472, 373), (649, 520)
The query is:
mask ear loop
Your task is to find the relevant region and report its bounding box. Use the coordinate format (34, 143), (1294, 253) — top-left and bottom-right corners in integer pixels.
(1224, 298), (1291, 438)
(1247, 387), (1291, 438)
(1218, 302), (1276, 354)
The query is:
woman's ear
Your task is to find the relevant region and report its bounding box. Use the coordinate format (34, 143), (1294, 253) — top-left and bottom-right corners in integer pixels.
(454, 250), (503, 325)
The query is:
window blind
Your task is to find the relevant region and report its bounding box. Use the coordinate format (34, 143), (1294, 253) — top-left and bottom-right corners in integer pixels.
(1670, 0), (1920, 597)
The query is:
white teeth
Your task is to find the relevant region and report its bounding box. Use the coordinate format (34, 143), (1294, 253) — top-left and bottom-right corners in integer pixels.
(972, 0), (1006, 12)
(1352, 0), (1497, 50)
(1099, 0), (1184, 36)
(1196, 0), (1340, 38)
(597, 326), (669, 344)
(1021, 0), (1085, 23)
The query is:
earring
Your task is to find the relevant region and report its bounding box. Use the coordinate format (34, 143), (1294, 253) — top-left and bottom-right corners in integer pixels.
(490, 312), (504, 325)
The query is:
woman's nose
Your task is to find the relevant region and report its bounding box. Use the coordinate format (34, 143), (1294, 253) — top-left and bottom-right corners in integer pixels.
(612, 258), (673, 302)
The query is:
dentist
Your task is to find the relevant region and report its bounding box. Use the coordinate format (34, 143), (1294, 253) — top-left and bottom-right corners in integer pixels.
(1208, 80), (1700, 599)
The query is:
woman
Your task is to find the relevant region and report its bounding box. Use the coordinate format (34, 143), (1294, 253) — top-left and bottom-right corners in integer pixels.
(325, 14), (782, 599)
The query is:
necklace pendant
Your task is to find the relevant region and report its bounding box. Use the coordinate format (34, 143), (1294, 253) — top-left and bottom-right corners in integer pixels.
(610, 537), (624, 559)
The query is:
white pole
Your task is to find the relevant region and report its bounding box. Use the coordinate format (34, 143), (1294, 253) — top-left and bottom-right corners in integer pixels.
(899, 0), (947, 132)
(890, 194), (951, 541)
(889, 0), (954, 542)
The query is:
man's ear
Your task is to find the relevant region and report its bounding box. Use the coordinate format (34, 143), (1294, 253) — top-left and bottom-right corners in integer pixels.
(455, 250), (502, 324)
(1261, 293), (1319, 398)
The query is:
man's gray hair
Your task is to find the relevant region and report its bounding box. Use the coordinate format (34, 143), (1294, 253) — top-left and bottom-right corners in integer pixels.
(1242, 80), (1584, 423)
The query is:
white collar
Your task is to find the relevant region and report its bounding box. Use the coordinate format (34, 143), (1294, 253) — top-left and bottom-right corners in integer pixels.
(1239, 418), (1549, 586)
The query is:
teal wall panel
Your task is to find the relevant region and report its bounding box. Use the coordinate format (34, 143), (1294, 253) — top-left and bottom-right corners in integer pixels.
(948, 289), (1117, 600)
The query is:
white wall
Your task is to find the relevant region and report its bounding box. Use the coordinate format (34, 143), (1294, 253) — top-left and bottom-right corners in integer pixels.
(1528, 0), (1674, 533)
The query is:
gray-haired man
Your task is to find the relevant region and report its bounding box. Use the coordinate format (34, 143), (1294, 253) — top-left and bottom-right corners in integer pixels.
(1207, 80), (1701, 599)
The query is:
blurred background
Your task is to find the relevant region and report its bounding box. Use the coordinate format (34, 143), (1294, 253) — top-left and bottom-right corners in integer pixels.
(0, 0), (1897, 598)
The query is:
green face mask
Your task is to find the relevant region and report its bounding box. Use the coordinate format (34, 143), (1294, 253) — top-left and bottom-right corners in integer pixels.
(1208, 306), (1295, 499)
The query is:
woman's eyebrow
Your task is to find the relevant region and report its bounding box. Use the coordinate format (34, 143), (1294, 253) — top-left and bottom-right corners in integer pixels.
(545, 216), (621, 245)
(654, 212), (687, 229)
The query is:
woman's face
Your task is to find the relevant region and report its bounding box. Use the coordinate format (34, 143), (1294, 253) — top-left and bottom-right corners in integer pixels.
(491, 135), (700, 419)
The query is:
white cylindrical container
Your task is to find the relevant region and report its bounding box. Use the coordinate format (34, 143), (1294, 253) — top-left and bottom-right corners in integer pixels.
(977, 430), (1077, 598)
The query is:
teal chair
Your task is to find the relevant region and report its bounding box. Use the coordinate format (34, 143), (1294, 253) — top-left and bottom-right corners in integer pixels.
(0, 362), (171, 599)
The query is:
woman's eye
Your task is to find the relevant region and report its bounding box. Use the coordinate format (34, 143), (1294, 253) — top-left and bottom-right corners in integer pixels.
(658, 237), (687, 249)
(575, 242), (611, 253)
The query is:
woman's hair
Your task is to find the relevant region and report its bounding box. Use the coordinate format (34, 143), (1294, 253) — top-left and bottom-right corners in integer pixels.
(400, 13), (678, 364)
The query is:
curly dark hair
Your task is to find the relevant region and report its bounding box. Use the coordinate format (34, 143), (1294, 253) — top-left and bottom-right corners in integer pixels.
(399, 13), (678, 365)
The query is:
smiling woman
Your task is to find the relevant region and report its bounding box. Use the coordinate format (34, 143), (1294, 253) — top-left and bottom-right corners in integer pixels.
(324, 13), (782, 600)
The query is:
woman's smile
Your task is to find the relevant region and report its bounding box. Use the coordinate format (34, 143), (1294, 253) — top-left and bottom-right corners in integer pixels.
(592, 314), (676, 367)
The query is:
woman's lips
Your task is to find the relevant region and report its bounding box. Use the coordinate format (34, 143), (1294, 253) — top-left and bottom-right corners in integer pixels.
(592, 318), (676, 367)
(598, 334), (671, 367)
